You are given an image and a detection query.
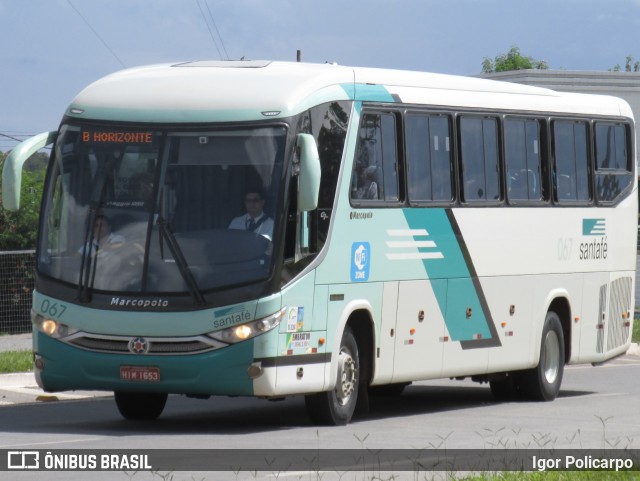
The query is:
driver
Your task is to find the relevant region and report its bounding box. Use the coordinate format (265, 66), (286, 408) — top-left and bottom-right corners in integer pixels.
(228, 189), (274, 240)
(78, 215), (125, 257)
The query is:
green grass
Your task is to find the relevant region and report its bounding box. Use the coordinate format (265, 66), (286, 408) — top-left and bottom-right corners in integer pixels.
(633, 311), (640, 343)
(0, 350), (33, 373)
(463, 471), (640, 480)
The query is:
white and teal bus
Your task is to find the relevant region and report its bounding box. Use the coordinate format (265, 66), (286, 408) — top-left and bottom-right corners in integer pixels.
(4, 61), (637, 425)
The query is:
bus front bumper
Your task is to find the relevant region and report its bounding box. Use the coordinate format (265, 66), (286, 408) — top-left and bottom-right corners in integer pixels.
(33, 331), (259, 396)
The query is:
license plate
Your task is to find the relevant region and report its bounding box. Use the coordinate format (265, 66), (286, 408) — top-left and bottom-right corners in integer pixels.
(120, 366), (160, 382)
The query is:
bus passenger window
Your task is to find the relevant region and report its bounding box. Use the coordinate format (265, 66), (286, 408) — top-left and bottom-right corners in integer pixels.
(595, 122), (632, 203)
(352, 112), (399, 203)
(553, 120), (590, 203)
(406, 114), (452, 203)
(459, 116), (500, 203)
(505, 118), (542, 202)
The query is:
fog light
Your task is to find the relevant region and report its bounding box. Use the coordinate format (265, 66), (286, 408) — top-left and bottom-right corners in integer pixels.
(247, 363), (263, 379)
(34, 355), (45, 370)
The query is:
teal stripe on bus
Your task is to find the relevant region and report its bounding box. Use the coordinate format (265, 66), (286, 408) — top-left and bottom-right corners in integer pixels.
(340, 84), (396, 102)
(402, 208), (501, 348)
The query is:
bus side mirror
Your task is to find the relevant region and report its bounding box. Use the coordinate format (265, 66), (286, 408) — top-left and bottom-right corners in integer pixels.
(295, 133), (321, 212)
(2, 131), (57, 211)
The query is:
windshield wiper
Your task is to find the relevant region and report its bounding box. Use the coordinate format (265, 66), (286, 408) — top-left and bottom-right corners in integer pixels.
(156, 215), (205, 306)
(76, 156), (115, 302)
(77, 205), (100, 302)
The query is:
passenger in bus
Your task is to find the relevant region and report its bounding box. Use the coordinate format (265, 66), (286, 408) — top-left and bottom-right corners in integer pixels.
(355, 165), (379, 200)
(228, 189), (274, 240)
(78, 215), (125, 257)
(135, 172), (155, 211)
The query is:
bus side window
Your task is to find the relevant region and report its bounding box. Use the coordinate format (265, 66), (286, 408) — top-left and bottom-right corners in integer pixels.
(351, 112), (399, 203)
(595, 122), (632, 203)
(459, 116), (500, 203)
(505, 118), (543, 203)
(552, 120), (590, 203)
(282, 101), (351, 285)
(406, 113), (453, 203)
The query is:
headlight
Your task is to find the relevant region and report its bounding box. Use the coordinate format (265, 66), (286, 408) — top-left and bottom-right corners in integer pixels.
(32, 311), (78, 339)
(208, 307), (286, 344)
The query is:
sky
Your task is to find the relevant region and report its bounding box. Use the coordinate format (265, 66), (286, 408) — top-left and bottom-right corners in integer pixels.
(2, 0), (640, 151)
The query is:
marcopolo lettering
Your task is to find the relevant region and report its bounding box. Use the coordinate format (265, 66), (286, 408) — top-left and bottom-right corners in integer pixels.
(350, 211), (373, 220)
(110, 297), (169, 308)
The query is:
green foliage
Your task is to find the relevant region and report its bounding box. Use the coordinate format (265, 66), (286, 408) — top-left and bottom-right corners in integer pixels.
(462, 471), (640, 480)
(609, 54), (640, 72)
(482, 46), (549, 73)
(0, 349), (32, 373)
(0, 151), (47, 250)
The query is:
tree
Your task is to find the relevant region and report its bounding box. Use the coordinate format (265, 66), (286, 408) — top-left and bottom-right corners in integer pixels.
(482, 46), (549, 73)
(0, 150), (47, 332)
(0, 151), (47, 250)
(609, 55), (640, 72)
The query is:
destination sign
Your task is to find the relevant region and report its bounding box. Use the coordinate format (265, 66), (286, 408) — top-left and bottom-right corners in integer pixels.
(82, 131), (153, 144)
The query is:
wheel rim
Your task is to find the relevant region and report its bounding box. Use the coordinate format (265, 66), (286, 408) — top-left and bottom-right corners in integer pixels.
(335, 347), (356, 406)
(543, 330), (560, 384)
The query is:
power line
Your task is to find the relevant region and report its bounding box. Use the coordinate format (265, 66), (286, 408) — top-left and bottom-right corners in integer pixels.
(0, 133), (46, 152)
(67, 0), (125, 69)
(195, 0), (223, 60)
(0, 132), (24, 142)
(204, 0), (229, 60)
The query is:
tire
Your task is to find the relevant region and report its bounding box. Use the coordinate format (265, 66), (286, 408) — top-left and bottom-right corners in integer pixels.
(305, 326), (359, 425)
(519, 311), (565, 401)
(114, 391), (168, 420)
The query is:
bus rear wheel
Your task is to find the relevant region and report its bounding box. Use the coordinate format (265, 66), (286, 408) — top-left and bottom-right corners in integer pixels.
(305, 326), (359, 426)
(114, 391), (168, 420)
(519, 311), (565, 401)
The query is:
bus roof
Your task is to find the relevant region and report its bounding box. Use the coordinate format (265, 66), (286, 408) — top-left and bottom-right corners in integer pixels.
(66, 60), (633, 124)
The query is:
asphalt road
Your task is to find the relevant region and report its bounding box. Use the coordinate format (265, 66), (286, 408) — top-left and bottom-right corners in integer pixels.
(1, 352), (640, 480)
(0, 257), (639, 479)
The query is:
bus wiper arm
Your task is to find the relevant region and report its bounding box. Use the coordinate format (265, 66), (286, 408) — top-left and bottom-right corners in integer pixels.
(156, 216), (206, 306)
(76, 157), (117, 302)
(77, 205), (100, 302)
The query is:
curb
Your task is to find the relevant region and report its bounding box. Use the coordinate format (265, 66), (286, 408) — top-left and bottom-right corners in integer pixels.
(0, 372), (111, 402)
(626, 343), (640, 356)
(0, 372), (36, 388)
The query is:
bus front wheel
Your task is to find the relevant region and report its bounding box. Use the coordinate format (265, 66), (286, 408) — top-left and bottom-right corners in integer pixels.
(114, 391), (168, 420)
(305, 326), (359, 426)
(519, 311), (565, 401)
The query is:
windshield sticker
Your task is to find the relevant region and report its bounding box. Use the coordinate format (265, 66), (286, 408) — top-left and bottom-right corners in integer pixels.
(286, 306), (304, 333)
(286, 332), (311, 350)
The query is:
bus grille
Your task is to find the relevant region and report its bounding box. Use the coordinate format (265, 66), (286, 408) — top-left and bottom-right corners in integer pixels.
(67, 335), (220, 355)
(597, 276), (633, 353)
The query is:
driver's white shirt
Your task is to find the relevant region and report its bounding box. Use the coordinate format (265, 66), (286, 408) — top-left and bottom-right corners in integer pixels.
(228, 213), (273, 240)
(78, 233), (125, 256)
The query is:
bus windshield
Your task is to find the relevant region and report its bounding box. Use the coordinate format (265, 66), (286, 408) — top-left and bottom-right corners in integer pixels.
(38, 123), (287, 296)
